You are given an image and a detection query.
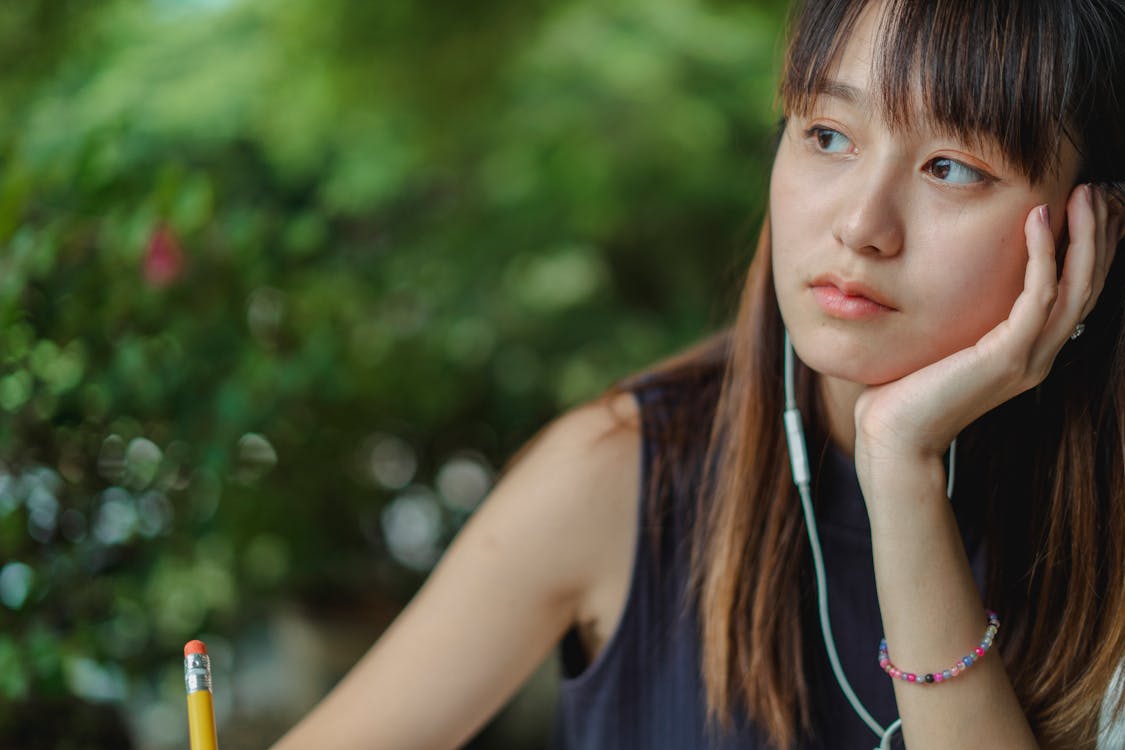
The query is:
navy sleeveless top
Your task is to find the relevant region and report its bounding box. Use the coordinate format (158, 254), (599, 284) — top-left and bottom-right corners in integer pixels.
(551, 367), (987, 749)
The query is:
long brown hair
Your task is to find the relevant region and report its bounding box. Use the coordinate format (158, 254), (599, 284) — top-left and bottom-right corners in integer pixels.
(624, 1), (1125, 747)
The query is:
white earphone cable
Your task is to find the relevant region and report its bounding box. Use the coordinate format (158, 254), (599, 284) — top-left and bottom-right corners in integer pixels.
(782, 331), (955, 750)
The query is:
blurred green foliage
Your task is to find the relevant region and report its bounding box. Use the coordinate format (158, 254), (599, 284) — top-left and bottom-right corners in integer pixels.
(0, 0), (785, 744)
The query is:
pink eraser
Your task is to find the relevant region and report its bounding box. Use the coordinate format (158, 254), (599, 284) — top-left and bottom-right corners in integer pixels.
(184, 640), (208, 656)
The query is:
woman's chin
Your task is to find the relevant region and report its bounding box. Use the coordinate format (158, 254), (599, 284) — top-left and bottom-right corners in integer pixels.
(792, 339), (924, 387)
(786, 317), (991, 387)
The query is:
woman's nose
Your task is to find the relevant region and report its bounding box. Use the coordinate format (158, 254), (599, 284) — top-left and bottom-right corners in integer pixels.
(831, 162), (906, 257)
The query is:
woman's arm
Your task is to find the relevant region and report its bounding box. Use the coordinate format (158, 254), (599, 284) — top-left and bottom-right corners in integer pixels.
(863, 455), (1038, 747)
(269, 392), (641, 750)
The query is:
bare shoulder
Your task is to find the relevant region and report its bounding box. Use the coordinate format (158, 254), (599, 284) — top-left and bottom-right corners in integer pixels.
(450, 388), (645, 649)
(515, 389), (641, 493)
(494, 388), (642, 562)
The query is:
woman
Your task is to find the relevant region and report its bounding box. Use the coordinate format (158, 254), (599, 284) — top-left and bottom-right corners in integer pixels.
(272, 0), (1125, 747)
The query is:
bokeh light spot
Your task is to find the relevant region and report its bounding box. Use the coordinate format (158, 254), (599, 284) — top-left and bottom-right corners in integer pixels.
(135, 698), (184, 748)
(381, 487), (442, 571)
(436, 455), (493, 512)
(367, 433), (417, 490)
(125, 437), (163, 489)
(94, 488), (138, 546)
(235, 433), (278, 483)
(137, 490), (174, 537)
(444, 317), (497, 367)
(507, 246), (607, 313)
(64, 656), (127, 703)
(0, 466), (17, 517)
(194, 559), (236, 613)
(0, 636), (29, 699)
(151, 577), (206, 639)
(0, 562), (34, 610)
(26, 484), (59, 544)
(0, 371), (33, 412)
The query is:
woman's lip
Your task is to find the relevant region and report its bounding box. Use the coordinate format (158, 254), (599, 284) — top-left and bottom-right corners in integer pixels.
(810, 275), (896, 308)
(810, 284), (895, 320)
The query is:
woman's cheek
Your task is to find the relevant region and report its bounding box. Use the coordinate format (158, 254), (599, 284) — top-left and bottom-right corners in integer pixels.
(925, 232), (1028, 348)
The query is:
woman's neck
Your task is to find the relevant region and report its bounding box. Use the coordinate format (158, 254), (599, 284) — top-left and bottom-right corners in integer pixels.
(817, 374), (865, 458)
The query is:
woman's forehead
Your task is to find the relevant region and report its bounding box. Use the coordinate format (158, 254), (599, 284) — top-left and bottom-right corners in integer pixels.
(804, 2), (983, 139)
(780, 0), (1076, 184)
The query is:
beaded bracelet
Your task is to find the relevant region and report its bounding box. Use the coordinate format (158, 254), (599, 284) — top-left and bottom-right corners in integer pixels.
(878, 610), (1000, 685)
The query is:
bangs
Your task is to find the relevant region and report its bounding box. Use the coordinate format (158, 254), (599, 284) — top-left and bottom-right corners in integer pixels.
(779, 0), (1084, 184)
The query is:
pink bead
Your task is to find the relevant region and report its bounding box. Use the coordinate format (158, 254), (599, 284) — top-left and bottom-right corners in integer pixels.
(934, 673), (943, 682)
(907, 674), (916, 682)
(974, 647), (985, 657)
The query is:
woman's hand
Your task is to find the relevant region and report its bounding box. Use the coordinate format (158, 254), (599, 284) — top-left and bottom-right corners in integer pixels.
(852, 183), (1124, 488)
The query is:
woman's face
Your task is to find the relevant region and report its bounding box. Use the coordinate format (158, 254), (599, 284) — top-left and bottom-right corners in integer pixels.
(770, 4), (1080, 386)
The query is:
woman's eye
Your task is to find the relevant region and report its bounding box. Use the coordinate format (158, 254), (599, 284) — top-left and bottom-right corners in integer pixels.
(806, 127), (853, 154)
(925, 157), (986, 185)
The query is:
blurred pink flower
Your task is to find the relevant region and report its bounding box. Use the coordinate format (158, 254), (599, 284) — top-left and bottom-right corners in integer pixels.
(143, 224), (184, 287)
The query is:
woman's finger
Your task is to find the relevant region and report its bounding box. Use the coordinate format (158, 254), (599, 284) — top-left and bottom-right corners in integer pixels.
(999, 204), (1059, 358)
(1078, 186), (1110, 322)
(1092, 187), (1110, 302)
(1079, 185), (1122, 322)
(1036, 185), (1098, 354)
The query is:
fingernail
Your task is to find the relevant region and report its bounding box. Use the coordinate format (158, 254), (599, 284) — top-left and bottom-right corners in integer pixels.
(1038, 204), (1050, 225)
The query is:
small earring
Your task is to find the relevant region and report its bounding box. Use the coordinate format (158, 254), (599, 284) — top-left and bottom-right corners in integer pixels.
(1070, 322), (1086, 341)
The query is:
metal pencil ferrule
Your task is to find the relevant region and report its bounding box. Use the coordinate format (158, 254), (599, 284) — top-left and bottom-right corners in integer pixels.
(184, 653), (212, 693)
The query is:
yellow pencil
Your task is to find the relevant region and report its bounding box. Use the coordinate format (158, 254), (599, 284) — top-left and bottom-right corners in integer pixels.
(184, 640), (219, 750)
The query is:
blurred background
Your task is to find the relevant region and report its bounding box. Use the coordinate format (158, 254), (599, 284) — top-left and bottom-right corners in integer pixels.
(0, 0), (786, 746)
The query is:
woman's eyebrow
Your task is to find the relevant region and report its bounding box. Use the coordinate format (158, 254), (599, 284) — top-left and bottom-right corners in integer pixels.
(813, 79), (868, 109)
